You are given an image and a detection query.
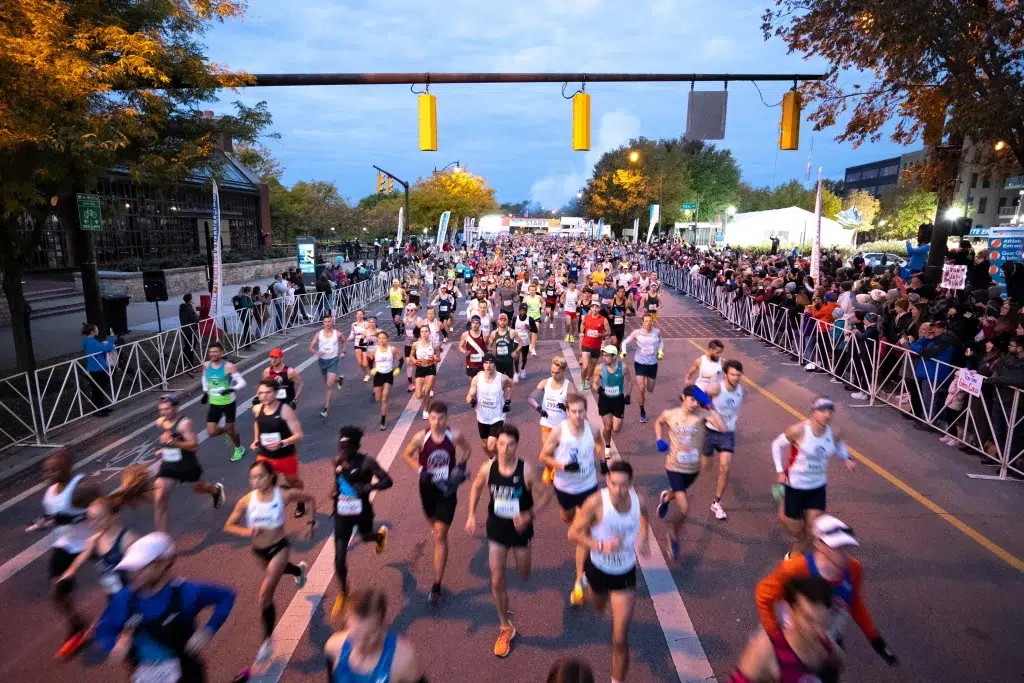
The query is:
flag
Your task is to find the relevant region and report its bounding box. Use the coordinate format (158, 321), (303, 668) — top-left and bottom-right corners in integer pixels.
(597, 218), (604, 239)
(396, 206), (404, 247)
(436, 210), (451, 247)
(645, 204), (660, 244)
(632, 217), (639, 243)
(211, 179), (223, 317)
(810, 168), (822, 283)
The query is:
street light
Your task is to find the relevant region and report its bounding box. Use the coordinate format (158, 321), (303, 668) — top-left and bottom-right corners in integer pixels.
(550, 209), (557, 215)
(628, 151), (640, 163)
(726, 205), (737, 216)
(995, 141), (1007, 151)
(436, 160), (461, 173)
(945, 206), (965, 221)
(577, 192), (583, 199)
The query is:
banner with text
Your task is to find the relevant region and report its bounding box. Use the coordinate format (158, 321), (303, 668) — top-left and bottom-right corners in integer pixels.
(436, 210), (451, 247)
(646, 204), (660, 244)
(211, 179), (223, 317)
(396, 206), (404, 247)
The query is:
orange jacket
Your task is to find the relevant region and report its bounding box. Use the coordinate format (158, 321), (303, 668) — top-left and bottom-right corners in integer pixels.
(754, 553), (880, 641)
(810, 302), (838, 332)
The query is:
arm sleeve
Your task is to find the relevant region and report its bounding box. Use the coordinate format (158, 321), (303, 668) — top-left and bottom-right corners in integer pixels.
(754, 556), (808, 634)
(771, 433), (790, 473)
(621, 332), (633, 355)
(201, 372), (209, 392)
(93, 590), (130, 656)
(184, 581), (236, 633)
(229, 373), (247, 391)
(528, 386), (544, 409)
(368, 459), (394, 491)
(848, 560), (881, 641)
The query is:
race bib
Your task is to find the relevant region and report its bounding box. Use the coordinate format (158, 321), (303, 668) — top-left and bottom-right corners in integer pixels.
(565, 303), (577, 312)
(587, 329), (599, 338)
(604, 385), (621, 397)
(544, 396), (562, 412)
(409, 289), (418, 295)
(99, 572), (123, 594)
(132, 659), (182, 683)
(480, 395), (498, 409)
(613, 316), (624, 325)
(639, 344), (655, 356)
(497, 346), (510, 356)
(429, 466), (449, 484)
(675, 449), (698, 465)
(276, 387), (288, 400)
(470, 353), (483, 363)
(603, 549), (632, 569)
(494, 497), (520, 519)
(160, 447), (181, 463)
(648, 303), (657, 311)
(503, 300), (513, 307)
(259, 432), (281, 446)
(805, 458), (826, 473)
(336, 495), (363, 516)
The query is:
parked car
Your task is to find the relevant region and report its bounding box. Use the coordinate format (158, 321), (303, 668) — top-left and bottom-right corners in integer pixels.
(847, 252), (907, 270)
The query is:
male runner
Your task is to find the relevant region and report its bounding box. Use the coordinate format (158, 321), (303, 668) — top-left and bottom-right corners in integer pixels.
(568, 461), (650, 683)
(538, 394), (599, 605)
(201, 341), (246, 461)
(260, 347), (303, 409)
(579, 305), (610, 392)
(388, 279), (407, 334)
(561, 279), (580, 342)
(155, 394), (225, 532)
(702, 359), (744, 520)
(401, 402), (473, 604)
(324, 589), (424, 683)
(523, 283), (543, 353)
(251, 378), (307, 517)
(308, 314), (344, 419)
(467, 353), (513, 459)
(543, 275), (560, 329)
(593, 344), (633, 461)
(513, 304), (533, 379)
(684, 339), (724, 393)
(770, 397), (855, 558)
(653, 385), (726, 561)
(620, 313), (663, 423)
(466, 424), (551, 657)
(489, 312), (521, 382)
(459, 315), (488, 378)
(432, 285), (456, 342)
(496, 276), (519, 321)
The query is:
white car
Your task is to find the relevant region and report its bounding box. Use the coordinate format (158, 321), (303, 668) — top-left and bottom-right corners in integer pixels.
(848, 252), (907, 270)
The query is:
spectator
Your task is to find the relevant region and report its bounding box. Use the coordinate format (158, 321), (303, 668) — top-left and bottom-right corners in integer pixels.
(80, 323), (115, 417)
(179, 293), (200, 377)
(905, 232), (930, 276)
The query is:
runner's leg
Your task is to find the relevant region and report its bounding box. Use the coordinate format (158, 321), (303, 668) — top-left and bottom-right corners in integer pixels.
(153, 477), (174, 533)
(609, 589), (637, 682)
(488, 542), (513, 628)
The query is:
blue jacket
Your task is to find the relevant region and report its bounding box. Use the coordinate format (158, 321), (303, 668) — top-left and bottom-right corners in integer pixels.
(906, 241), (930, 272)
(81, 336), (115, 373)
(909, 332), (956, 384)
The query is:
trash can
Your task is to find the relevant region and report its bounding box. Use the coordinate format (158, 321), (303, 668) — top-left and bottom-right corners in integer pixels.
(102, 295), (131, 337)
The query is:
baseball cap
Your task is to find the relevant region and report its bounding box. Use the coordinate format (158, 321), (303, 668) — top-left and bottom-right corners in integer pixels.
(601, 344), (619, 355)
(814, 515), (859, 549)
(482, 352), (497, 363)
(811, 396), (836, 412)
(116, 531), (175, 572)
(269, 347), (284, 358)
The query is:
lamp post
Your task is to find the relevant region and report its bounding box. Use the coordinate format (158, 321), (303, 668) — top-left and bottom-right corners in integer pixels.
(435, 160), (462, 173)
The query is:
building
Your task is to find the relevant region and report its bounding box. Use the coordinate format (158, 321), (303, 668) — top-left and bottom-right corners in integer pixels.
(843, 149), (928, 199)
(951, 143), (1024, 229)
(25, 136), (271, 272)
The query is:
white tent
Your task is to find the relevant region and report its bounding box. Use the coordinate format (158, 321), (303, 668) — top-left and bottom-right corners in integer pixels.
(723, 207), (855, 249)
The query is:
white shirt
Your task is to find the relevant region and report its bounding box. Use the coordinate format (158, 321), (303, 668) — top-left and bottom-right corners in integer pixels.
(589, 488), (640, 575)
(786, 422), (838, 490)
(707, 380), (743, 433)
(247, 487), (285, 530)
(539, 378), (570, 429)
(552, 421), (597, 494)
(475, 373), (505, 425)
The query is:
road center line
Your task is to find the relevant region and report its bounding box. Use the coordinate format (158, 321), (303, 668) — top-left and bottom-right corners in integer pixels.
(560, 342), (715, 683)
(252, 343), (454, 683)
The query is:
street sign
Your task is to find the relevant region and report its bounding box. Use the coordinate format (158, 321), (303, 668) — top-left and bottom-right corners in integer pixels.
(76, 193), (103, 231)
(681, 203), (697, 211)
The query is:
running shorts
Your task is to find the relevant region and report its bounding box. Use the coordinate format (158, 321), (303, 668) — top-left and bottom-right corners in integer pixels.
(666, 469), (699, 493)
(634, 362), (658, 380)
(390, 307), (403, 320)
(783, 484), (826, 520)
(404, 345), (414, 358)
(466, 367), (482, 378)
(496, 361), (516, 379)
(318, 357), (339, 377)
(252, 537), (290, 564)
(702, 428), (735, 455)
(258, 453), (300, 479)
(486, 515), (534, 548)
(611, 324), (625, 341)
(419, 480), (457, 525)
(156, 457), (203, 483)
(477, 420), (504, 440)
(528, 318), (540, 333)
(598, 394), (626, 419)
(373, 371), (395, 387)
(584, 557), (637, 594)
(555, 486), (598, 512)
(206, 401), (237, 425)
(565, 311), (578, 319)
(580, 345), (601, 357)
(334, 504), (375, 540)
(415, 365), (437, 378)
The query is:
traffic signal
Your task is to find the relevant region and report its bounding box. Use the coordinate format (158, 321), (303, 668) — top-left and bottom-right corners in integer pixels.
(780, 91), (801, 151)
(376, 173), (385, 194)
(386, 177), (394, 194)
(419, 93), (437, 151)
(572, 91), (590, 151)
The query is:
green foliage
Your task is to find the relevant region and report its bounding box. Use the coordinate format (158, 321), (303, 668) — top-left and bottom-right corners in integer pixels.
(843, 189), (881, 230)
(877, 185), (937, 239)
(410, 170), (498, 238)
(734, 179), (839, 219)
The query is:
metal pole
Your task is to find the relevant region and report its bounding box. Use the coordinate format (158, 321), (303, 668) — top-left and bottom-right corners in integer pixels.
(155, 301), (162, 333)
(244, 72), (827, 87)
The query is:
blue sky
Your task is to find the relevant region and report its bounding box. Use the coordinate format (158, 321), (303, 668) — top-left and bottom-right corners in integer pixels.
(205, 0), (917, 208)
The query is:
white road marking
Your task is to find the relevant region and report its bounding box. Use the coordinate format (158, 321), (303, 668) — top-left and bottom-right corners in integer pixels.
(252, 343), (453, 683)
(560, 341), (715, 683)
(0, 344), (304, 587)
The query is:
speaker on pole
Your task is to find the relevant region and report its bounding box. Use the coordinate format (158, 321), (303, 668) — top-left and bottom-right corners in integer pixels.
(143, 270), (169, 303)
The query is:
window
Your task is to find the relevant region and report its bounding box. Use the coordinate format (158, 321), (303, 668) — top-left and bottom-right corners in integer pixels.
(966, 196), (974, 210)
(883, 165), (899, 176)
(862, 168), (879, 179)
(846, 172), (861, 182)
(978, 196), (988, 214)
(999, 196), (1008, 211)
(982, 177), (991, 189)
(970, 173), (978, 188)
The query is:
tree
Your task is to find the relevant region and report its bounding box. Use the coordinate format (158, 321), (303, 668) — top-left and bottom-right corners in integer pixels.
(410, 170), (498, 240)
(843, 189), (881, 231)
(234, 141), (283, 183)
(763, 0), (1024, 174)
(1, 0), (271, 371)
(499, 201), (531, 216)
(819, 188), (842, 220)
(877, 185), (937, 239)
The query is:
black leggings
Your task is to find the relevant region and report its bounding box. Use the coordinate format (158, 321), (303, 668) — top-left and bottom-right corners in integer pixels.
(333, 510), (379, 593)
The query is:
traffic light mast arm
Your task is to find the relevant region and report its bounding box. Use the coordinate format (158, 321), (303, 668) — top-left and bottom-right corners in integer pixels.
(373, 166), (411, 239)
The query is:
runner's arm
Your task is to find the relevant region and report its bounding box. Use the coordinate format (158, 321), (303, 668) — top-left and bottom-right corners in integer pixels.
(848, 560), (882, 641)
(684, 357), (701, 385)
(308, 331), (319, 355)
(705, 406), (728, 432)
(223, 494), (253, 538)
(201, 367), (209, 392)
(171, 416), (199, 452)
(537, 426), (562, 470)
(567, 493), (603, 550)
(458, 333), (468, 355)
(754, 555), (808, 633)
(365, 457), (394, 491)
(730, 630), (776, 683)
(401, 431), (426, 472)
(289, 368), (304, 401)
(653, 411), (669, 443)
(251, 411), (261, 450)
(502, 375), (513, 401)
(452, 428), (473, 465)
(621, 330), (638, 356)
(466, 374), (479, 405)
(527, 381), (545, 411)
(227, 365), (247, 392)
(324, 633), (346, 680)
(58, 533), (98, 580)
(524, 460), (552, 514)
(93, 589), (132, 657)
(466, 459), (492, 521)
(180, 580), (236, 635)
(392, 636), (426, 683)
(281, 404), (303, 445)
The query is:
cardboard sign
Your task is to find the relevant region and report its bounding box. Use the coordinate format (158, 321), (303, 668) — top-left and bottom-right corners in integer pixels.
(941, 264), (968, 290)
(957, 369), (983, 398)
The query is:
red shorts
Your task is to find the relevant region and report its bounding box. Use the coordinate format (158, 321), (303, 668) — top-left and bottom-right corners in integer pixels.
(564, 312), (578, 319)
(258, 454), (299, 479)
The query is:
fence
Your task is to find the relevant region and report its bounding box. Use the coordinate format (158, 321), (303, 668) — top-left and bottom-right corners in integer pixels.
(0, 268), (408, 452)
(644, 259), (1024, 483)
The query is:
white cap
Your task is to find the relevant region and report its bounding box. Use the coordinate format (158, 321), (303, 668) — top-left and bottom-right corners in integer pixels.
(116, 532), (175, 571)
(601, 344), (619, 355)
(814, 515), (859, 549)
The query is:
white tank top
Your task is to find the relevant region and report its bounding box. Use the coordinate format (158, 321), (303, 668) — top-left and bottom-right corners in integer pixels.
(427, 319), (442, 347)
(414, 341), (435, 362)
(514, 316), (531, 345)
(589, 488), (640, 575)
(350, 321), (367, 344)
(632, 329), (662, 366)
(707, 380), (743, 433)
(43, 474), (91, 553)
(787, 422), (837, 490)
(246, 487), (285, 530)
(696, 355), (723, 392)
(564, 290), (579, 313)
(553, 421), (598, 494)
(374, 346), (394, 373)
(404, 315), (418, 341)
(475, 373), (505, 425)
(318, 330), (340, 359)
(539, 378), (570, 428)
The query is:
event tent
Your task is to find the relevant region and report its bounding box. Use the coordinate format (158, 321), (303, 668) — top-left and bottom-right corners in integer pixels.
(722, 207), (855, 248)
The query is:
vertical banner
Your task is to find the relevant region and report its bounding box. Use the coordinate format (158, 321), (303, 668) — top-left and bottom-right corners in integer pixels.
(810, 167), (823, 283)
(211, 179), (223, 317)
(396, 206), (404, 247)
(462, 217), (469, 245)
(597, 218), (605, 240)
(645, 204), (660, 244)
(588, 220), (596, 240)
(436, 210), (451, 248)
(632, 217), (640, 243)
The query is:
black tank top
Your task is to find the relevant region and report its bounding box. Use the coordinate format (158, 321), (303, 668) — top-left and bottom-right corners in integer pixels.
(256, 402), (295, 458)
(493, 329), (515, 362)
(170, 417), (199, 464)
(267, 365), (295, 403)
(487, 459), (533, 519)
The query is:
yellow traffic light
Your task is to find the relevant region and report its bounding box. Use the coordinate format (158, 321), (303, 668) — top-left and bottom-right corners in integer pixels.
(418, 93), (437, 152)
(386, 177), (394, 194)
(376, 173), (385, 194)
(780, 91), (801, 151)
(572, 92), (591, 151)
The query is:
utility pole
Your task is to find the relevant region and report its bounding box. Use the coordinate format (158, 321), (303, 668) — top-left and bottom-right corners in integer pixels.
(372, 164), (411, 254)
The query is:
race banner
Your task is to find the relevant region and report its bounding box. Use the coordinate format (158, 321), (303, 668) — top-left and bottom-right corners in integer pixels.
(211, 179), (223, 317)
(632, 217), (640, 243)
(810, 168), (822, 283)
(396, 206), (404, 247)
(646, 204), (660, 244)
(436, 210), (451, 247)
(597, 218), (605, 240)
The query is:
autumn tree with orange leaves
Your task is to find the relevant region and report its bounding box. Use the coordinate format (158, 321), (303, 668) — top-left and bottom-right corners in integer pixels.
(0, 0), (272, 370)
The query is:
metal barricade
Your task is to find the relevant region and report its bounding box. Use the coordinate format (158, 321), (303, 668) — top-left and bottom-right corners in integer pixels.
(0, 372), (41, 452)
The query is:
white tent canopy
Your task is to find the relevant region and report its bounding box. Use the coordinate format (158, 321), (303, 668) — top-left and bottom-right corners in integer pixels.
(723, 207), (855, 249)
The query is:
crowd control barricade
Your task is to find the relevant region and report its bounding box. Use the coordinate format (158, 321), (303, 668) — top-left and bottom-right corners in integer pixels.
(0, 372), (42, 452)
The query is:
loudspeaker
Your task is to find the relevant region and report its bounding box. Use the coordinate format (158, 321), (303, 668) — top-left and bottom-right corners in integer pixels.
(143, 270), (169, 302)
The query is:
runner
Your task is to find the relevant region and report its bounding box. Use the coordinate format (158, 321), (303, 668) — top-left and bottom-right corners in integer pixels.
(330, 426), (393, 618)
(643, 283), (661, 323)
(754, 515), (899, 682)
(568, 461), (650, 683)
(523, 283), (543, 353)
(469, 288), (495, 337)
(94, 532), (236, 683)
(579, 305), (610, 392)
(561, 279), (580, 342)
(770, 397), (855, 558)
(467, 353), (513, 459)
(308, 314), (345, 419)
(608, 287), (629, 348)
(201, 341), (246, 462)
(401, 402), (473, 605)
(702, 359), (744, 520)
(653, 385), (726, 561)
(250, 379), (307, 517)
(538, 394), (599, 606)
(222, 460), (314, 666)
(412, 325), (441, 420)
(388, 279), (407, 335)
(496, 275), (519, 321)
(465, 424), (551, 658)
(728, 576), (840, 683)
(431, 285), (456, 342)
(459, 315), (487, 378)
(530, 357), (577, 484)
(620, 313), (664, 423)
(513, 304), (533, 379)
(488, 312), (521, 382)
(402, 303), (421, 392)
(593, 344), (633, 462)
(259, 347), (303, 409)
(32, 450), (102, 658)
(155, 393), (225, 532)
(361, 317), (380, 383)
(684, 339), (724, 393)
(324, 589), (425, 683)
(370, 330), (403, 430)
(543, 274), (560, 329)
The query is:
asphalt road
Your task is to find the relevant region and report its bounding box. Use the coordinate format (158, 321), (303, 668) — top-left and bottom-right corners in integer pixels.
(0, 287), (1021, 683)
